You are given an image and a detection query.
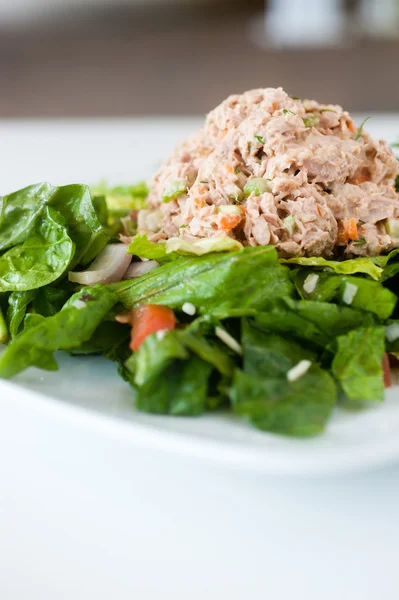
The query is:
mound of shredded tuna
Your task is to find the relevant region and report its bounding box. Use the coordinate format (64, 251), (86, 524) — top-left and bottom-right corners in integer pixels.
(137, 87), (399, 257)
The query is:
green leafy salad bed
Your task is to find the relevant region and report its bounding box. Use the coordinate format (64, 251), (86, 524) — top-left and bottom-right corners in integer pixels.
(1, 181), (399, 437)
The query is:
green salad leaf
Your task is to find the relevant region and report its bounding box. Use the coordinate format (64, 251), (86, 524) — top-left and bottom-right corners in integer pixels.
(230, 320), (337, 436)
(293, 270), (397, 319)
(91, 181), (148, 215)
(0, 206), (75, 293)
(125, 329), (214, 415)
(0, 284), (118, 378)
(331, 326), (386, 402)
(0, 305), (8, 344)
(7, 290), (36, 338)
(281, 255), (383, 280)
(253, 299), (376, 350)
(50, 184), (109, 266)
(0, 182), (57, 252)
(127, 234), (177, 263)
(133, 355), (212, 416)
(114, 246), (295, 314)
(165, 236), (243, 255)
(32, 281), (77, 318)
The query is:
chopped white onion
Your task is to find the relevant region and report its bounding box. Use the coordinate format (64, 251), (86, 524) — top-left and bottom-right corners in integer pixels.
(215, 326), (242, 355)
(386, 323), (399, 343)
(123, 260), (160, 279)
(287, 360), (312, 382)
(71, 299), (87, 310)
(68, 244), (131, 285)
(343, 282), (358, 305)
(182, 302), (196, 316)
(303, 273), (319, 294)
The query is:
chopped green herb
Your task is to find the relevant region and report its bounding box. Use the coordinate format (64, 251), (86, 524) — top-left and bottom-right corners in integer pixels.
(391, 141), (399, 149)
(355, 117), (370, 141)
(243, 178), (272, 197)
(247, 141), (252, 153)
(283, 109), (296, 116)
(352, 238), (367, 247)
(319, 108), (337, 113)
(234, 166), (241, 175)
(303, 115), (319, 128)
(254, 135), (265, 144)
(290, 96), (300, 101)
(199, 181), (208, 184)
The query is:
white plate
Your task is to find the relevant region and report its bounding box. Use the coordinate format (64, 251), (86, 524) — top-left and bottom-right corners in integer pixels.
(1, 116), (399, 478)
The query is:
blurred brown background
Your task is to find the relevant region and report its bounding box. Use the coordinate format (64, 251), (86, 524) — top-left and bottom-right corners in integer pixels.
(0, 0), (398, 117)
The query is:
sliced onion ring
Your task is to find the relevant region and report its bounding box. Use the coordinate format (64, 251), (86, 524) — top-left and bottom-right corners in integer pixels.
(123, 260), (160, 279)
(68, 244), (132, 285)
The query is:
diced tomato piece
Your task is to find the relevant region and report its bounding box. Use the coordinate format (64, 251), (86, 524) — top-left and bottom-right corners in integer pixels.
(130, 304), (176, 351)
(382, 352), (392, 388)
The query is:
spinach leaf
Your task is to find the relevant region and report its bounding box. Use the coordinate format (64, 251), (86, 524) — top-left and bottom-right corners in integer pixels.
(293, 270), (397, 319)
(280, 255), (383, 280)
(113, 246), (295, 313)
(0, 206), (75, 292)
(0, 182), (56, 252)
(331, 326), (386, 402)
(50, 184), (109, 266)
(0, 284), (118, 378)
(230, 320), (336, 436)
(7, 290), (36, 338)
(20, 313), (59, 372)
(31, 282), (77, 318)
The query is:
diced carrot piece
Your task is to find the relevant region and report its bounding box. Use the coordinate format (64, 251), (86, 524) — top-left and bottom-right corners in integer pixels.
(193, 197), (206, 209)
(346, 218), (358, 240)
(224, 163), (234, 174)
(336, 221), (348, 245)
(130, 304), (176, 352)
(271, 102), (279, 113)
(316, 205), (322, 217)
(382, 352), (392, 388)
(219, 214), (242, 231)
(349, 171), (370, 185)
(347, 120), (356, 132)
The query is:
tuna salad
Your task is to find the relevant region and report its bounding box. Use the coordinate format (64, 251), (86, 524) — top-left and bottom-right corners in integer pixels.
(1, 95), (399, 439)
(137, 87), (399, 258)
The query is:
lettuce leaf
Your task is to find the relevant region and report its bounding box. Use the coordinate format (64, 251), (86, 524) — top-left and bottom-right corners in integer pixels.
(90, 181), (148, 215)
(331, 327), (386, 402)
(127, 234), (178, 263)
(280, 255), (383, 280)
(114, 246), (295, 314)
(230, 320), (337, 436)
(165, 236), (243, 256)
(293, 270), (397, 319)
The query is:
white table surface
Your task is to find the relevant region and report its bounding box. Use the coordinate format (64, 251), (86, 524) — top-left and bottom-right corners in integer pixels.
(1, 116), (399, 600)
